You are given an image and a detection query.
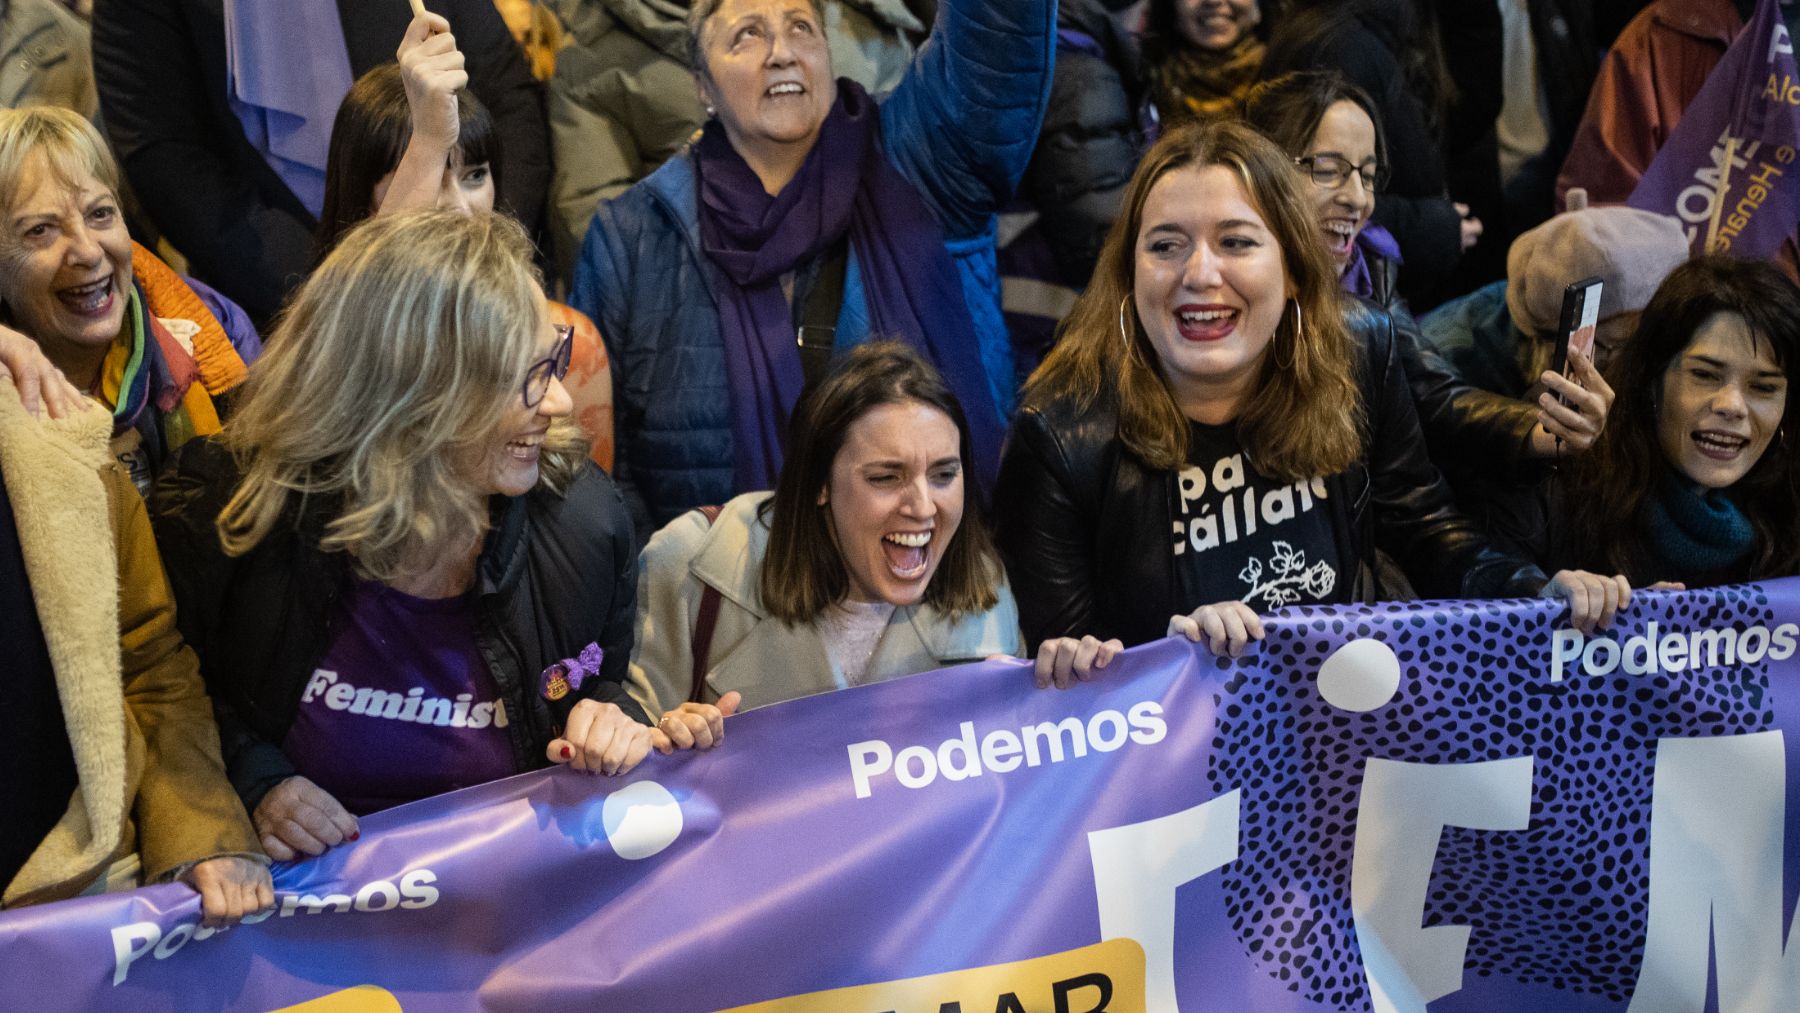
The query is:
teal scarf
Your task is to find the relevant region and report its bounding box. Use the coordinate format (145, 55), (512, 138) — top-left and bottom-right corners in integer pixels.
(1642, 475), (1756, 578)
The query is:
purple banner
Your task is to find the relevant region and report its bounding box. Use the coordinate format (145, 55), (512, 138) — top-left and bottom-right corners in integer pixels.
(1629, 0), (1800, 257)
(2, 583), (1799, 1011)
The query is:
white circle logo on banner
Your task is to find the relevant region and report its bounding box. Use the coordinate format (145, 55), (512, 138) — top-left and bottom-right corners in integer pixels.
(1317, 638), (1402, 713)
(602, 781), (684, 860)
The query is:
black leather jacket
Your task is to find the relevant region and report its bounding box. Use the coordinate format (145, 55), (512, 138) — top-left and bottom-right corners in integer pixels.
(994, 301), (1549, 649)
(147, 439), (645, 813)
(1382, 294), (1541, 480)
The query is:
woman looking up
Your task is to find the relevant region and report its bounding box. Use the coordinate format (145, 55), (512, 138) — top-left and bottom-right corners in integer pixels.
(571, 0), (1053, 534)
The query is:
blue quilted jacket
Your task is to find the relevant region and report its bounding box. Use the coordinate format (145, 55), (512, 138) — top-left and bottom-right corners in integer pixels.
(571, 0), (1055, 534)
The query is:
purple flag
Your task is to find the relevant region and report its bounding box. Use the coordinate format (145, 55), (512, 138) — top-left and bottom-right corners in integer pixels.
(1629, 0), (1800, 257)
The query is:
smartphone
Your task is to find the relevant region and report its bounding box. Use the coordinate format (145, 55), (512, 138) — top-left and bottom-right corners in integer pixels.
(1551, 276), (1603, 378)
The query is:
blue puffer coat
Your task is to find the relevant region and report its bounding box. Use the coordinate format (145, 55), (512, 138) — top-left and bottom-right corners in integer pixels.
(570, 0), (1055, 534)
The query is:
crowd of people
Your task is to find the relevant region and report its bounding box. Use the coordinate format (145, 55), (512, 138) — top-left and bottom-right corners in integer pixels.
(0, 0), (1794, 937)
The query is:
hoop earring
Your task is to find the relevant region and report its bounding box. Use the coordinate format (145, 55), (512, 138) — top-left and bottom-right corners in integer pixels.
(1272, 298), (1302, 371)
(1118, 293), (1135, 352)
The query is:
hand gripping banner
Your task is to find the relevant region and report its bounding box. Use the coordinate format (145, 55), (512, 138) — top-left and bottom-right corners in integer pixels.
(3, 582), (1800, 1012)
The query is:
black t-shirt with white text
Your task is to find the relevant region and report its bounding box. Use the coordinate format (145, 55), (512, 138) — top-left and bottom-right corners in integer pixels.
(1171, 421), (1349, 612)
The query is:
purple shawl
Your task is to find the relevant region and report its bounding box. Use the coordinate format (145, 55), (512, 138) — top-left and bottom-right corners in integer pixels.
(694, 81), (1005, 495)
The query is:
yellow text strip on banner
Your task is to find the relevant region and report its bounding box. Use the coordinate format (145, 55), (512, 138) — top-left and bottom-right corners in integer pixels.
(267, 985), (403, 1013)
(719, 938), (1145, 1013)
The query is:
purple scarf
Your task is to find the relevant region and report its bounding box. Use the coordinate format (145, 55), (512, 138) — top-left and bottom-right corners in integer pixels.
(1341, 223), (1403, 300)
(695, 81), (1006, 495)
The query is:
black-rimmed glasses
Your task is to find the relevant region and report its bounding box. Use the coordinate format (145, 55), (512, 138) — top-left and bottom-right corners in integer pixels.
(1294, 153), (1388, 192)
(523, 324), (574, 410)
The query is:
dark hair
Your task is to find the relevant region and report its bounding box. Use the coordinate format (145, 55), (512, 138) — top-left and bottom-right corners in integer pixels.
(1241, 70), (1387, 170)
(1568, 256), (1800, 580)
(1023, 119), (1363, 481)
(315, 63), (501, 257)
(759, 341), (1002, 623)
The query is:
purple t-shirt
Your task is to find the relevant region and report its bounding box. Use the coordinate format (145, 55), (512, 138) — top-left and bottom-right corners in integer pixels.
(282, 581), (516, 815)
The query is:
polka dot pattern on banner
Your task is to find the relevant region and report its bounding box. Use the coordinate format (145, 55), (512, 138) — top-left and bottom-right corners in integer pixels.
(1205, 587), (1778, 1006)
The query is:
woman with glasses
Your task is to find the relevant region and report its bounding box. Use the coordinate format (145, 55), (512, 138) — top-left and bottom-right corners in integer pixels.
(1243, 71), (1613, 480)
(1241, 73), (1394, 308)
(148, 211), (656, 863)
(1259, 0), (1479, 308)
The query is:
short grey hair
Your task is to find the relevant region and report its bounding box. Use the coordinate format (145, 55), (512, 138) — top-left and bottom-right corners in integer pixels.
(685, 0), (827, 78)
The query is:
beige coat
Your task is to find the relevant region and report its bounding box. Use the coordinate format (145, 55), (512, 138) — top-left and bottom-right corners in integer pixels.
(0, 388), (258, 908)
(630, 492), (1022, 717)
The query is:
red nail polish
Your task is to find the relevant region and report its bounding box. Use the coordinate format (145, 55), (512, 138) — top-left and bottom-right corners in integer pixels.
(561, 745), (572, 759)
(348, 832), (360, 842)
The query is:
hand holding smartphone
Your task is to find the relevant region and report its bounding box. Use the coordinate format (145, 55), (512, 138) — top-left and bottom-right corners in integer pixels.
(1551, 277), (1603, 381)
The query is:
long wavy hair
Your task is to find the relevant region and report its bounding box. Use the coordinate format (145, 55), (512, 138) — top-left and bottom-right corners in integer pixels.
(760, 342), (1002, 623)
(217, 210), (586, 581)
(1566, 256), (1800, 581)
(1023, 119), (1363, 480)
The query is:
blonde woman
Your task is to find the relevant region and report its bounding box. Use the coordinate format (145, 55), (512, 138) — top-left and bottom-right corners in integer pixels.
(0, 106), (260, 495)
(149, 210), (652, 863)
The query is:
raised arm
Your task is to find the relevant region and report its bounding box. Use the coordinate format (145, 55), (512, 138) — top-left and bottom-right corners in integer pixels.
(378, 12), (469, 216)
(878, 0), (1056, 240)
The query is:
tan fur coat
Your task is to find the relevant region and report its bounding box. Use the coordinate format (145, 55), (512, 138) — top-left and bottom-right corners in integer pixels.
(0, 388), (258, 907)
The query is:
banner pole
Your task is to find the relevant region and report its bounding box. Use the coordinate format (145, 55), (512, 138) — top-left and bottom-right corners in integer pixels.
(1705, 135), (1737, 253)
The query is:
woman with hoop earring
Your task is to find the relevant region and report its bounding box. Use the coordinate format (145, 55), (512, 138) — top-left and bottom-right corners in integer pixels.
(993, 121), (1625, 659)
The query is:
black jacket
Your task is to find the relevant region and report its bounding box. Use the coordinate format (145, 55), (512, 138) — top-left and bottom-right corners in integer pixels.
(147, 439), (643, 813)
(994, 301), (1548, 649)
(92, 0), (549, 323)
(1380, 293), (1539, 482)
(1016, 0), (1145, 286)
